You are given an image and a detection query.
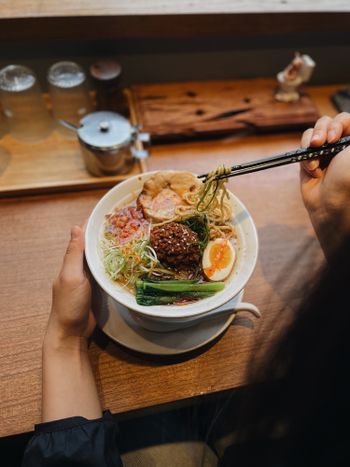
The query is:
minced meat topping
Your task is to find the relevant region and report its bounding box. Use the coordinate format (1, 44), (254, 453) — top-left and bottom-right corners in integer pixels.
(150, 222), (201, 267)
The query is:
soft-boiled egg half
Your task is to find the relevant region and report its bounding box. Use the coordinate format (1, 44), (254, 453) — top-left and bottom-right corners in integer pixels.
(202, 238), (236, 282)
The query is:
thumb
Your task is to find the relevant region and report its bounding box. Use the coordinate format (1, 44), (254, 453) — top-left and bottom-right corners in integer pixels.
(61, 225), (85, 279)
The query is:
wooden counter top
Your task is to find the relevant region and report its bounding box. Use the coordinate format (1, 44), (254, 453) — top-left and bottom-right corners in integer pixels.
(1, 1), (349, 20)
(0, 84), (342, 437)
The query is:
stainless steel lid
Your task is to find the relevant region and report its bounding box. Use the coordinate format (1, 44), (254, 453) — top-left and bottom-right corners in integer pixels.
(78, 111), (133, 150)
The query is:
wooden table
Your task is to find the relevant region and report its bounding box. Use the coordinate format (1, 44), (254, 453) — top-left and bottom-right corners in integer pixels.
(0, 84), (342, 438)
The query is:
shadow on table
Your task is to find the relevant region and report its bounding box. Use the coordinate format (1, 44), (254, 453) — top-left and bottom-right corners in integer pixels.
(257, 223), (323, 309)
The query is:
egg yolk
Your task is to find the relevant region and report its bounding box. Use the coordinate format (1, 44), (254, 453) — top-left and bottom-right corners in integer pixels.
(204, 240), (232, 279)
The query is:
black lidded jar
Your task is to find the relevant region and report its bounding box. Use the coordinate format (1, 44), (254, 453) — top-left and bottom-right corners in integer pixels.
(89, 58), (128, 116)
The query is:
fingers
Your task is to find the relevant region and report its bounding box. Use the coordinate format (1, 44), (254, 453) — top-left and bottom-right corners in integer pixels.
(60, 225), (85, 282)
(301, 128), (314, 148)
(309, 115), (333, 146)
(302, 112), (350, 148)
(80, 219), (90, 279)
(326, 118), (344, 143)
(299, 162), (323, 180)
(300, 112), (350, 178)
(80, 218), (88, 232)
(330, 112), (350, 140)
(300, 127), (322, 177)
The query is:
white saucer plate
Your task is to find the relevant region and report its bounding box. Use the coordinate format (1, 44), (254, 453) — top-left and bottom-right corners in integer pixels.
(96, 289), (249, 355)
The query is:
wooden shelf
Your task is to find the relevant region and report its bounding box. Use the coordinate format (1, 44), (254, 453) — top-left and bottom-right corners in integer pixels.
(0, 0), (349, 20)
(0, 89), (149, 197)
(0, 130), (148, 197)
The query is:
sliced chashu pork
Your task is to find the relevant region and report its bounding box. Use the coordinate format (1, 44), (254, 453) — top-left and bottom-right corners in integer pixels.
(137, 172), (200, 223)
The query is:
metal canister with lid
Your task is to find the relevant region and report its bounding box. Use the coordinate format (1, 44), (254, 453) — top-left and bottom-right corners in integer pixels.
(60, 110), (149, 176)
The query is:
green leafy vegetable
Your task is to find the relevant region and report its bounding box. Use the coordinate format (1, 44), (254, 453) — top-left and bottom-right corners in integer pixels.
(135, 278), (224, 306)
(136, 279), (224, 293)
(180, 215), (209, 251)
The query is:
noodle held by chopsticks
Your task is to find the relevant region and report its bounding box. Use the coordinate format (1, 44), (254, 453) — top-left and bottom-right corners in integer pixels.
(182, 164), (236, 240)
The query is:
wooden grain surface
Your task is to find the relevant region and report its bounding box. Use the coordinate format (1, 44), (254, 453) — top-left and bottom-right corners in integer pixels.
(0, 84), (341, 437)
(0, 89), (150, 197)
(0, 131), (147, 197)
(131, 79), (319, 139)
(0, 0), (349, 19)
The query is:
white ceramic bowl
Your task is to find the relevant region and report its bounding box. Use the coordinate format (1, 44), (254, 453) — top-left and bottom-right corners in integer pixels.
(85, 170), (258, 320)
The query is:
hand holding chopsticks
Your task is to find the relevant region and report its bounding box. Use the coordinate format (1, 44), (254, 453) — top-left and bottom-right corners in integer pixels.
(198, 135), (350, 181)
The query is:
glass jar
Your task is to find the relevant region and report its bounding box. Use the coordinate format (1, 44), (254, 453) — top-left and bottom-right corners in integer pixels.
(47, 61), (94, 139)
(89, 58), (126, 114)
(0, 64), (53, 143)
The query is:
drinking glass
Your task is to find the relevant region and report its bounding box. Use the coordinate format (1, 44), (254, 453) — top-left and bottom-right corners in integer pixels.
(47, 61), (93, 138)
(0, 64), (53, 143)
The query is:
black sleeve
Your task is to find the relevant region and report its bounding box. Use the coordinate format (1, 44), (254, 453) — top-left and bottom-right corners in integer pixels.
(21, 410), (123, 467)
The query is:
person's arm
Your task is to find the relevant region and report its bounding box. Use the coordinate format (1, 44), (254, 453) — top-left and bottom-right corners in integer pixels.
(42, 337), (101, 421)
(42, 225), (101, 421)
(299, 112), (350, 259)
(22, 226), (123, 467)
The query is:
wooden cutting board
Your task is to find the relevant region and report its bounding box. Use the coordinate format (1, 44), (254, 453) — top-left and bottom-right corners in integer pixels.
(130, 78), (319, 140)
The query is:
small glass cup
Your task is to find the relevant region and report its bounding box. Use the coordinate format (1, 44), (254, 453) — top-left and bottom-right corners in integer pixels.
(47, 61), (94, 139)
(0, 64), (53, 143)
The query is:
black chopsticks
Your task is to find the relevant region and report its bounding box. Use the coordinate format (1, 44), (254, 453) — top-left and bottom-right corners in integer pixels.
(197, 136), (350, 181)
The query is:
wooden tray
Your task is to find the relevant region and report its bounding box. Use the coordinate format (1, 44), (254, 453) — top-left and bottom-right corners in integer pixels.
(0, 89), (148, 198)
(130, 78), (320, 140)
(0, 133), (147, 198)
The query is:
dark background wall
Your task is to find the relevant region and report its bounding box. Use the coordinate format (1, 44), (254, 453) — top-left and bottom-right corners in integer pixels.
(1, 14), (350, 91)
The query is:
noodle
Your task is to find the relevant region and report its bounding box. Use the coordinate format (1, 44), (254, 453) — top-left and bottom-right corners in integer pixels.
(162, 164), (236, 240)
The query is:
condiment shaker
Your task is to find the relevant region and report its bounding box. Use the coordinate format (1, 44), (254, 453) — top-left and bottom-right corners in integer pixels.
(59, 111), (149, 177)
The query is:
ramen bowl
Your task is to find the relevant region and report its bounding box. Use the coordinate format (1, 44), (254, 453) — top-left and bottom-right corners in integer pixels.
(85, 171), (258, 326)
